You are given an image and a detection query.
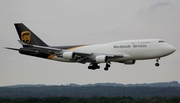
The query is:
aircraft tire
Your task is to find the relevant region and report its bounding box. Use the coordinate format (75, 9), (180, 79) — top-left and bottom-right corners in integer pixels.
(155, 63), (160, 67)
(104, 67), (109, 71)
(97, 66), (100, 69)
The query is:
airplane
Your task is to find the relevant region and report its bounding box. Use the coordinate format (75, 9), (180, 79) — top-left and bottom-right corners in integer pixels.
(5, 23), (176, 71)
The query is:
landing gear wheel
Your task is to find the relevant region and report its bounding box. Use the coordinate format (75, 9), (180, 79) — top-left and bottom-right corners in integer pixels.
(88, 63), (100, 70)
(97, 66), (100, 69)
(104, 67), (109, 71)
(104, 62), (111, 71)
(155, 63), (160, 67)
(155, 58), (160, 67)
(88, 66), (91, 69)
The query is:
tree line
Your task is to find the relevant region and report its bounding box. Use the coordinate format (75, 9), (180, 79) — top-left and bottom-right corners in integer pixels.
(0, 96), (180, 103)
(0, 86), (180, 98)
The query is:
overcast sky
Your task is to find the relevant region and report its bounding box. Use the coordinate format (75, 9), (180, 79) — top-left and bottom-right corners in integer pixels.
(0, 0), (180, 86)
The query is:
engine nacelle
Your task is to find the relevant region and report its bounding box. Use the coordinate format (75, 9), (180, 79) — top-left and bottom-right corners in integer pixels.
(95, 55), (107, 63)
(62, 52), (75, 59)
(123, 60), (136, 64)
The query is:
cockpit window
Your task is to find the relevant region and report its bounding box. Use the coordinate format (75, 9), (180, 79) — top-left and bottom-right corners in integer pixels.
(159, 40), (165, 43)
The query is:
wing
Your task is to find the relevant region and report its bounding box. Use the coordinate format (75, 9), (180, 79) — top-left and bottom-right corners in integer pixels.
(74, 53), (124, 64)
(18, 40), (125, 63)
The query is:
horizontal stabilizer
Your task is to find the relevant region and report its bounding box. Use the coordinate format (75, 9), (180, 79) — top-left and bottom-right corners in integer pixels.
(4, 47), (19, 51)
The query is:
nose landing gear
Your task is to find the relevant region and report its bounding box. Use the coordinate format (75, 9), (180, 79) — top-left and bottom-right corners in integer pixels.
(155, 58), (160, 67)
(104, 62), (111, 71)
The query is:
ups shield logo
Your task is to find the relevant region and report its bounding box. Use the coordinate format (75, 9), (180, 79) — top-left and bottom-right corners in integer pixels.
(21, 31), (31, 43)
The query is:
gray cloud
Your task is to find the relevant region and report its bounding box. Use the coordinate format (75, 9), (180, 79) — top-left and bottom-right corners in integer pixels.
(149, 2), (173, 11)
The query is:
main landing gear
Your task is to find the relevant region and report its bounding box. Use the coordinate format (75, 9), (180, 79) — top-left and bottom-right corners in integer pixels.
(88, 63), (100, 70)
(155, 58), (160, 67)
(104, 62), (111, 71)
(88, 62), (111, 71)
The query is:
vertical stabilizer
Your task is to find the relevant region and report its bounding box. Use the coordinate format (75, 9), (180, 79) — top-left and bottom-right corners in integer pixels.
(14, 23), (48, 46)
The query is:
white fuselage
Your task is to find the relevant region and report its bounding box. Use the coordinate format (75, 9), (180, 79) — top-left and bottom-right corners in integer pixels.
(51, 39), (175, 63)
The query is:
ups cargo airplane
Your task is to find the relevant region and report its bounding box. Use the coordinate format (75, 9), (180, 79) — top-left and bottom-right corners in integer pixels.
(6, 23), (176, 71)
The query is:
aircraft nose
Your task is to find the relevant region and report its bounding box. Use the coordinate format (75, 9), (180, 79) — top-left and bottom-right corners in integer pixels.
(167, 44), (176, 54)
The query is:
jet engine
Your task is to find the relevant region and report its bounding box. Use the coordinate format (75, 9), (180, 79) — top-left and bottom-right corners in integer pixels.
(95, 55), (107, 63)
(62, 52), (75, 59)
